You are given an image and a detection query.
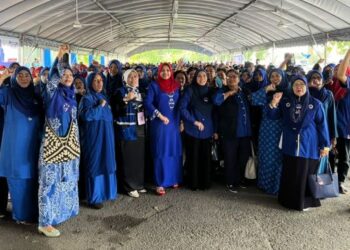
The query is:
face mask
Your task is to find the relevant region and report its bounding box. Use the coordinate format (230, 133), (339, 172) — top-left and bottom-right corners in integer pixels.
(215, 77), (223, 88)
(40, 75), (48, 84)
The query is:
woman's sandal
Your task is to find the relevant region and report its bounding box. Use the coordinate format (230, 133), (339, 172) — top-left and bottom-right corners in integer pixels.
(156, 187), (166, 196)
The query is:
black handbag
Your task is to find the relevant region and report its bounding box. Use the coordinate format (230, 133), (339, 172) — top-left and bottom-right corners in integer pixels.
(308, 161), (339, 199)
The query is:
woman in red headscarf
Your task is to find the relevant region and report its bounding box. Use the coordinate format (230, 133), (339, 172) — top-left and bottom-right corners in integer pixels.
(144, 63), (182, 195)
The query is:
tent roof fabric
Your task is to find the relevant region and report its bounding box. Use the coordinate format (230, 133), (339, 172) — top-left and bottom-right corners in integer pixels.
(0, 0), (349, 56)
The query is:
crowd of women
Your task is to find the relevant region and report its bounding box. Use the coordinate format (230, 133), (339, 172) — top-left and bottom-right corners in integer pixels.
(0, 44), (350, 238)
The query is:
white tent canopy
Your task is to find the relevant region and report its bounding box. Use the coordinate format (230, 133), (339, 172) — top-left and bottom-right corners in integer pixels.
(0, 0), (349, 56)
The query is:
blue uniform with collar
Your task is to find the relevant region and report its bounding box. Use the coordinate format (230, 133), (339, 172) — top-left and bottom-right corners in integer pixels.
(267, 96), (330, 160)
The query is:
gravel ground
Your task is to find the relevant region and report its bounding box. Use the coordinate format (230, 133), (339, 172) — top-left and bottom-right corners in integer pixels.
(0, 182), (350, 250)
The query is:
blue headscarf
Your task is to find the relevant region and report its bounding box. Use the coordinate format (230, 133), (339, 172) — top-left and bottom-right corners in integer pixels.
(287, 74), (310, 132)
(268, 68), (289, 91)
(73, 75), (86, 89)
(190, 69), (213, 118)
(307, 70), (328, 102)
(106, 60), (123, 97)
(40, 67), (50, 76)
(135, 64), (150, 90)
(249, 68), (268, 92)
(46, 67), (77, 119)
(322, 63), (336, 82)
(86, 72), (107, 104)
(10, 66), (42, 117)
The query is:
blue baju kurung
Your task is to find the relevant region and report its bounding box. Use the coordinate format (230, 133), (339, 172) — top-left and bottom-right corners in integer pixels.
(0, 84), (42, 222)
(38, 59), (80, 227)
(79, 73), (117, 205)
(251, 88), (283, 195)
(144, 82), (182, 187)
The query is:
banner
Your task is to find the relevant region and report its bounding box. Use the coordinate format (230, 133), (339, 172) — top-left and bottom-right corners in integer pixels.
(0, 36), (20, 66)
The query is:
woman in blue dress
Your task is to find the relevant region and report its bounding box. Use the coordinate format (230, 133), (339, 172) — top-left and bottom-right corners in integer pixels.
(38, 45), (80, 237)
(0, 66), (43, 223)
(251, 68), (289, 195)
(144, 63), (182, 195)
(79, 72), (117, 208)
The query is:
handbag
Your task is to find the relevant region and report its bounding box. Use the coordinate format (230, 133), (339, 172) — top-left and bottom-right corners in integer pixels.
(43, 119), (80, 164)
(211, 140), (219, 162)
(244, 141), (257, 180)
(308, 161), (339, 199)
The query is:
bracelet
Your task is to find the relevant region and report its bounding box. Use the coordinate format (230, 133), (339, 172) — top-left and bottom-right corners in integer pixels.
(154, 110), (161, 118)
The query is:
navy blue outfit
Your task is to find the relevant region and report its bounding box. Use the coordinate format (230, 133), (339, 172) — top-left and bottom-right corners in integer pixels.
(267, 75), (330, 211)
(79, 73), (117, 205)
(179, 83), (215, 190)
(106, 60), (123, 99)
(112, 84), (146, 193)
(213, 86), (252, 188)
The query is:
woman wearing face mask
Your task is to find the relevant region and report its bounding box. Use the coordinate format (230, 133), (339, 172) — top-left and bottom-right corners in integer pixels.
(267, 75), (330, 211)
(113, 69), (146, 198)
(144, 63), (182, 196)
(38, 45), (80, 237)
(307, 70), (337, 174)
(0, 67), (43, 223)
(179, 69), (216, 190)
(251, 68), (289, 195)
(79, 72), (117, 208)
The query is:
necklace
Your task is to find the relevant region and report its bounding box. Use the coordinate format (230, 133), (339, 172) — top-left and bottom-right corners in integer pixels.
(167, 92), (175, 109)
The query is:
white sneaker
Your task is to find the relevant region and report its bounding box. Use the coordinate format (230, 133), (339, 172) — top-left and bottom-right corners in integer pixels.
(302, 208), (310, 212)
(139, 189), (147, 193)
(128, 190), (139, 198)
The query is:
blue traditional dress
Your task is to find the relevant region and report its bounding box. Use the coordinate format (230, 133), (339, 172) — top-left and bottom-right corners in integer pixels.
(79, 72), (117, 205)
(251, 68), (289, 195)
(38, 58), (80, 227)
(144, 64), (182, 188)
(0, 66), (42, 222)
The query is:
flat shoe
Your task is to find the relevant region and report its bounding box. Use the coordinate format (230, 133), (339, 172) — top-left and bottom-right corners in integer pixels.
(38, 226), (60, 237)
(128, 190), (140, 198)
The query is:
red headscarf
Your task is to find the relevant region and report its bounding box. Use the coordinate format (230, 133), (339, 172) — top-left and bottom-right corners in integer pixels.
(157, 63), (180, 94)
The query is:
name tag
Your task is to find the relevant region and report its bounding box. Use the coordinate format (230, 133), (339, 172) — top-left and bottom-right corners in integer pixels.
(137, 112), (145, 125)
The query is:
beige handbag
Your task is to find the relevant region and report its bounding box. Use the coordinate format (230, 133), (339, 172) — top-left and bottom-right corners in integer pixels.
(43, 120), (80, 164)
(244, 141), (257, 180)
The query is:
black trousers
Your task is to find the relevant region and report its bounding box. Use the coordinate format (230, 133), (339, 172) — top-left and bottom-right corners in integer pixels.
(0, 177), (8, 214)
(336, 137), (350, 183)
(223, 137), (251, 187)
(185, 135), (211, 190)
